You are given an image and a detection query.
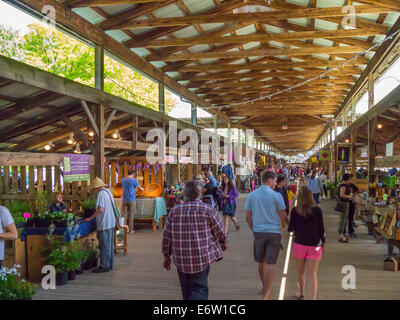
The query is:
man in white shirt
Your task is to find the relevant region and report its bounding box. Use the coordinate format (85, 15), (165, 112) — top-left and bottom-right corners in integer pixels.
(0, 206), (18, 269)
(85, 177), (116, 273)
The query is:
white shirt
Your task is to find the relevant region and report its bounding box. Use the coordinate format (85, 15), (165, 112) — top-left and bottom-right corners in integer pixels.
(0, 206), (14, 260)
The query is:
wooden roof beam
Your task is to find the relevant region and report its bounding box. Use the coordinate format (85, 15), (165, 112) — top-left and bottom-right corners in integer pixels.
(138, 28), (383, 47)
(114, 5), (394, 29)
(153, 46), (364, 61)
(70, 0), (169, 7)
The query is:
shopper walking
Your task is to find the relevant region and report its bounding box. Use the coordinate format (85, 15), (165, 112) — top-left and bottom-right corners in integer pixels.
(86, 177), (116, 273)
(121, 169), (145, 234)
(307, 171), (323, 204)
(319, 170), (328, 200)
(221, 175), (240, 233)
(347, 174), (359, 237)
(0, 206), (17, 269)
(288, 186), (326, 300)
(338, 173), (353, 243)
(162, 180), (227, 300)
(245, 171), (289, 300)
(275, 175), (289, 215)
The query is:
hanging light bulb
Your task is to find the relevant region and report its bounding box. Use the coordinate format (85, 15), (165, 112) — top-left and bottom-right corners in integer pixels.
(377, 123), (383, 129)
(345, 138), (350, 143)
(67, 133), (75, 145)
(112, 130), (120, 139)
(74, 144), (81, 154)
(282, 122), (288, 130)
(44, 141), (55, 151)
(88, 130), (95, 137)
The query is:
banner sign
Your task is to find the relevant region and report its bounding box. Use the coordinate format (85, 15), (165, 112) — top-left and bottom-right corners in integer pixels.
(63, 154), (90, 182)
(386, 142), (394, 157)
(318, 150), (331, 161)
(337, 146), (350, 164)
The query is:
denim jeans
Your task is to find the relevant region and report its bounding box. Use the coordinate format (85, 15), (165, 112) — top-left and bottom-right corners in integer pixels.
(313, 193), (320, 204)
(178, 267), (210, 300)
(348, 202), (356, 234)
(97, 228), (114, 270)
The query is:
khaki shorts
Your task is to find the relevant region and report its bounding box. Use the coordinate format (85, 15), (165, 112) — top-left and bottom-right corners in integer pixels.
(253, 232), (281, 265)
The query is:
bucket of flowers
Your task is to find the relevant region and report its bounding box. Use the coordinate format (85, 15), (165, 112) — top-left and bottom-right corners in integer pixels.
(0, 265), (37, 300)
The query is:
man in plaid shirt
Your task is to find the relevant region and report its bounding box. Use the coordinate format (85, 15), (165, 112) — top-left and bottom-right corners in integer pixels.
(162, 180), (227, 300)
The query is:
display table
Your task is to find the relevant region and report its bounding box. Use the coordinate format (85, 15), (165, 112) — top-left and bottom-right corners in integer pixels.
(114, 197), (167, 232)
(19, 219), (98, 282)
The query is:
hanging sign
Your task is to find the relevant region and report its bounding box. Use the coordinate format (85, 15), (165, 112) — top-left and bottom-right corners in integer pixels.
(311, 156), (318, 163)
(62, 154), (90, 182)
(318, 150), (331, 161)
(337, 146), (350, 164)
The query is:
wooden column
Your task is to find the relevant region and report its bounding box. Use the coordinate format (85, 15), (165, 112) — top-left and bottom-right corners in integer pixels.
(95, 45), (104, 91)
(368, 71), (374, 109)
(333, 142), (338, 184)
(191, 103), (197, 125)
(159, 82), (165, 114)
(368, 118), (377, 193)
(94, 104), (105, 180)
(94, 44), (105, 180)
(351, 128), (358, 178)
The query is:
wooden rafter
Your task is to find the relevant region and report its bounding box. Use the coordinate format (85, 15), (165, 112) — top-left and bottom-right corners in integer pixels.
(112, 5), (394, 29)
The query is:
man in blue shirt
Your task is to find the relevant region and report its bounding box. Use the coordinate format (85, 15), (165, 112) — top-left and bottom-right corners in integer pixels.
(206, 171), (218, 188)
(121, 169), (145, 234)
(245, 171), (289, 300)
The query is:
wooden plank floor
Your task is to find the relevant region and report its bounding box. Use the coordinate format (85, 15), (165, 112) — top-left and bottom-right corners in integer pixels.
(34, 195), (400, 300)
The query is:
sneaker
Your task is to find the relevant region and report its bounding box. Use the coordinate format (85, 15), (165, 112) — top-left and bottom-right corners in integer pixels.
(92, 267), (110, 273)
(129, 230), (135, 234)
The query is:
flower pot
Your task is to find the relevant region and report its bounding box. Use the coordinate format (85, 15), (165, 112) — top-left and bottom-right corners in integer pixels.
(68, 270), (76, 281)
(36, 219), (51, 228)
(83, 260), (93, 270)
(56, 272), (68, 286)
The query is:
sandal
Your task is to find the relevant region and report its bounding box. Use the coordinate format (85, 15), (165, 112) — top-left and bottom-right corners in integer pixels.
(296, 294), (305, 300)
(338, 238), (348, 243)
(235, 223), (240, 231)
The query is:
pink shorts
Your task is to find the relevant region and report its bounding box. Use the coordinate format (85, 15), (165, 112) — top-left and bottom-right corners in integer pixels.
(292, 242), (322, 260)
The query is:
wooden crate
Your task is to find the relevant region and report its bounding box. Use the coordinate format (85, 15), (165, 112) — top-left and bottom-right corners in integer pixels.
(26, 232), (98, 283)
(3, 238), (26, 279)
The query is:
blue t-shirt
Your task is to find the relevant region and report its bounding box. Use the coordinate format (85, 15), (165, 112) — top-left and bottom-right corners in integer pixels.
(245, 185), (286, 234)
(121, 177), (140, 202)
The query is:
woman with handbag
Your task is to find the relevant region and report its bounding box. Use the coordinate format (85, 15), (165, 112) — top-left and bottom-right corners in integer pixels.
(221, 175), (239, 233)
(337, 173), (353, 243)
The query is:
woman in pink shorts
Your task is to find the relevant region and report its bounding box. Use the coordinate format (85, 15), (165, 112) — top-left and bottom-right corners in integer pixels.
(288, 186), (326, 300)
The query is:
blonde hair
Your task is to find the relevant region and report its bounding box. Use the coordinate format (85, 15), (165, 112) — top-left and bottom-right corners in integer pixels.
(295, 186), (315, 217)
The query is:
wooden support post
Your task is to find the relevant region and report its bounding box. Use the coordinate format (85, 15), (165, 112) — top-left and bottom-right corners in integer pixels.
(351, 128), (358, 178)
(94, 105), (105, 180)
(368, 118), (377, 194)
(159, 82), (165, 114)
(95, 45), (104, 91)
(368, 71), (374, 109)
(132, 116), (138, 150)
(191, 103), (197, 125)
(333, 142), (338, 184)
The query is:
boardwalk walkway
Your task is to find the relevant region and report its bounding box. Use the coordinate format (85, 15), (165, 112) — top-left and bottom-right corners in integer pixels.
(34, 195), (400, 300)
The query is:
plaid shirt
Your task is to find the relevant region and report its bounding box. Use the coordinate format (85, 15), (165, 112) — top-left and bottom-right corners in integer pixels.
(162, 199), (227, 274)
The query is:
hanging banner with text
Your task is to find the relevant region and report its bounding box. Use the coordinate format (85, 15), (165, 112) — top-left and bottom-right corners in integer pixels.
(63, 154), (90, 182)
(337, 146), (350, 164)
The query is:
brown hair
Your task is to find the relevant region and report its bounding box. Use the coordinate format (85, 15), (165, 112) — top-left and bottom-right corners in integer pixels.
(128, 169), (135, 175)
(295, 186), (315, 217)
(262, 171), (276, 183)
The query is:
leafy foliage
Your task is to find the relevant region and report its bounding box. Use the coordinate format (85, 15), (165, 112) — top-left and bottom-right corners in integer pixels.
(82, 198), (96, 210)
(7, 200), (32, 225)
(0, 23), (178, 113)
(0, 265), (37, 300)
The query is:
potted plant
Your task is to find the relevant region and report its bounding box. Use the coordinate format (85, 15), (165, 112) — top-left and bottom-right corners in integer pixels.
(76, 249), (89, 275)
(7, 201), (32, 229)
(82, 198), (96, 218)
(83, 239), (99, 270)
(43, 238), (70, 285)
(326, 182), (338, 200)
(0, 265), (37, 300)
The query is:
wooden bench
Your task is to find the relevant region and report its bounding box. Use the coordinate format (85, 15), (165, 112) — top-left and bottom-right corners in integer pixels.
(374, 208), (399, 255)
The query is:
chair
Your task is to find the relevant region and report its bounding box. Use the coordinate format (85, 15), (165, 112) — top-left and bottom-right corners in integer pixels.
(114, 225), (129, 256)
